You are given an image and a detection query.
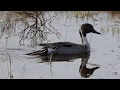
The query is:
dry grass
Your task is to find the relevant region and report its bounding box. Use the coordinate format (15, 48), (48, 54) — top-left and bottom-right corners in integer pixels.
(0, 11), (120, 46)
(106, 11), (120, 18)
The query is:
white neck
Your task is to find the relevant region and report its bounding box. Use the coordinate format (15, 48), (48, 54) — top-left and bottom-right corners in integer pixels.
(81, 35), (90, 51)
(79, 30), (90, 51)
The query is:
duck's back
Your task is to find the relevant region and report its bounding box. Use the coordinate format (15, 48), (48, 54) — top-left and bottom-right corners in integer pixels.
(53, 43), (88, 55)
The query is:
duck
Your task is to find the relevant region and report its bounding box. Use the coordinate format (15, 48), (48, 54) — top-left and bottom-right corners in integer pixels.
(25, 23), (101, 56)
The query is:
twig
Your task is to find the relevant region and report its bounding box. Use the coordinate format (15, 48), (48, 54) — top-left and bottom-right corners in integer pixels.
(5, 38), (13, 79)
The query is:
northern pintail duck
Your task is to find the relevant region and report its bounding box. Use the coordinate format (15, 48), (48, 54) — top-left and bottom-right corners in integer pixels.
(26, 23), (101, 55)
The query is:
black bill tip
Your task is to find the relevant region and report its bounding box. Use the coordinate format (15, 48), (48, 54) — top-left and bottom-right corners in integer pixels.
(92, 30), (101, 34)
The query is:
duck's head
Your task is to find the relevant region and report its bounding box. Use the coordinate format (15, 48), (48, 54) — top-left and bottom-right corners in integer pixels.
(80, 23), (101, 37)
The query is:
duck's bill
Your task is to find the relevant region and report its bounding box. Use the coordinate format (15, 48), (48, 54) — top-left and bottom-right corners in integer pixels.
(92, 30), (101, 34)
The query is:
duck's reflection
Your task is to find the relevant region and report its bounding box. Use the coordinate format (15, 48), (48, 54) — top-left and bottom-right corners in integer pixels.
(79, 52), (99, 78)
(38, 52), (99, 78)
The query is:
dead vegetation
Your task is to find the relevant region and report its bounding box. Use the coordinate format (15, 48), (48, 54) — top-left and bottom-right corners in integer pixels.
(0, 11), (120, 46)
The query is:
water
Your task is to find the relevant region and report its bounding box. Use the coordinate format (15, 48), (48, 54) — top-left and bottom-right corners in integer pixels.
(0, 13), (120, 79)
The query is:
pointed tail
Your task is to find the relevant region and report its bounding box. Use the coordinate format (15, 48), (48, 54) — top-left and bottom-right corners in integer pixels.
(25, 49), (47, 56)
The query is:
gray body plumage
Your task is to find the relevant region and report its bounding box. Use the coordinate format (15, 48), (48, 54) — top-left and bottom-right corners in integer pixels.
(39, 42), (89, 55)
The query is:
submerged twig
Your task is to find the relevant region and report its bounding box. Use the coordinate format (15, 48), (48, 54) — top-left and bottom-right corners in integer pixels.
(5, 37), (13, 79)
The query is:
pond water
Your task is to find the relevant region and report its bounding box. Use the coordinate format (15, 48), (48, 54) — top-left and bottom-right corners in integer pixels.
(0, 12), (120, 79)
